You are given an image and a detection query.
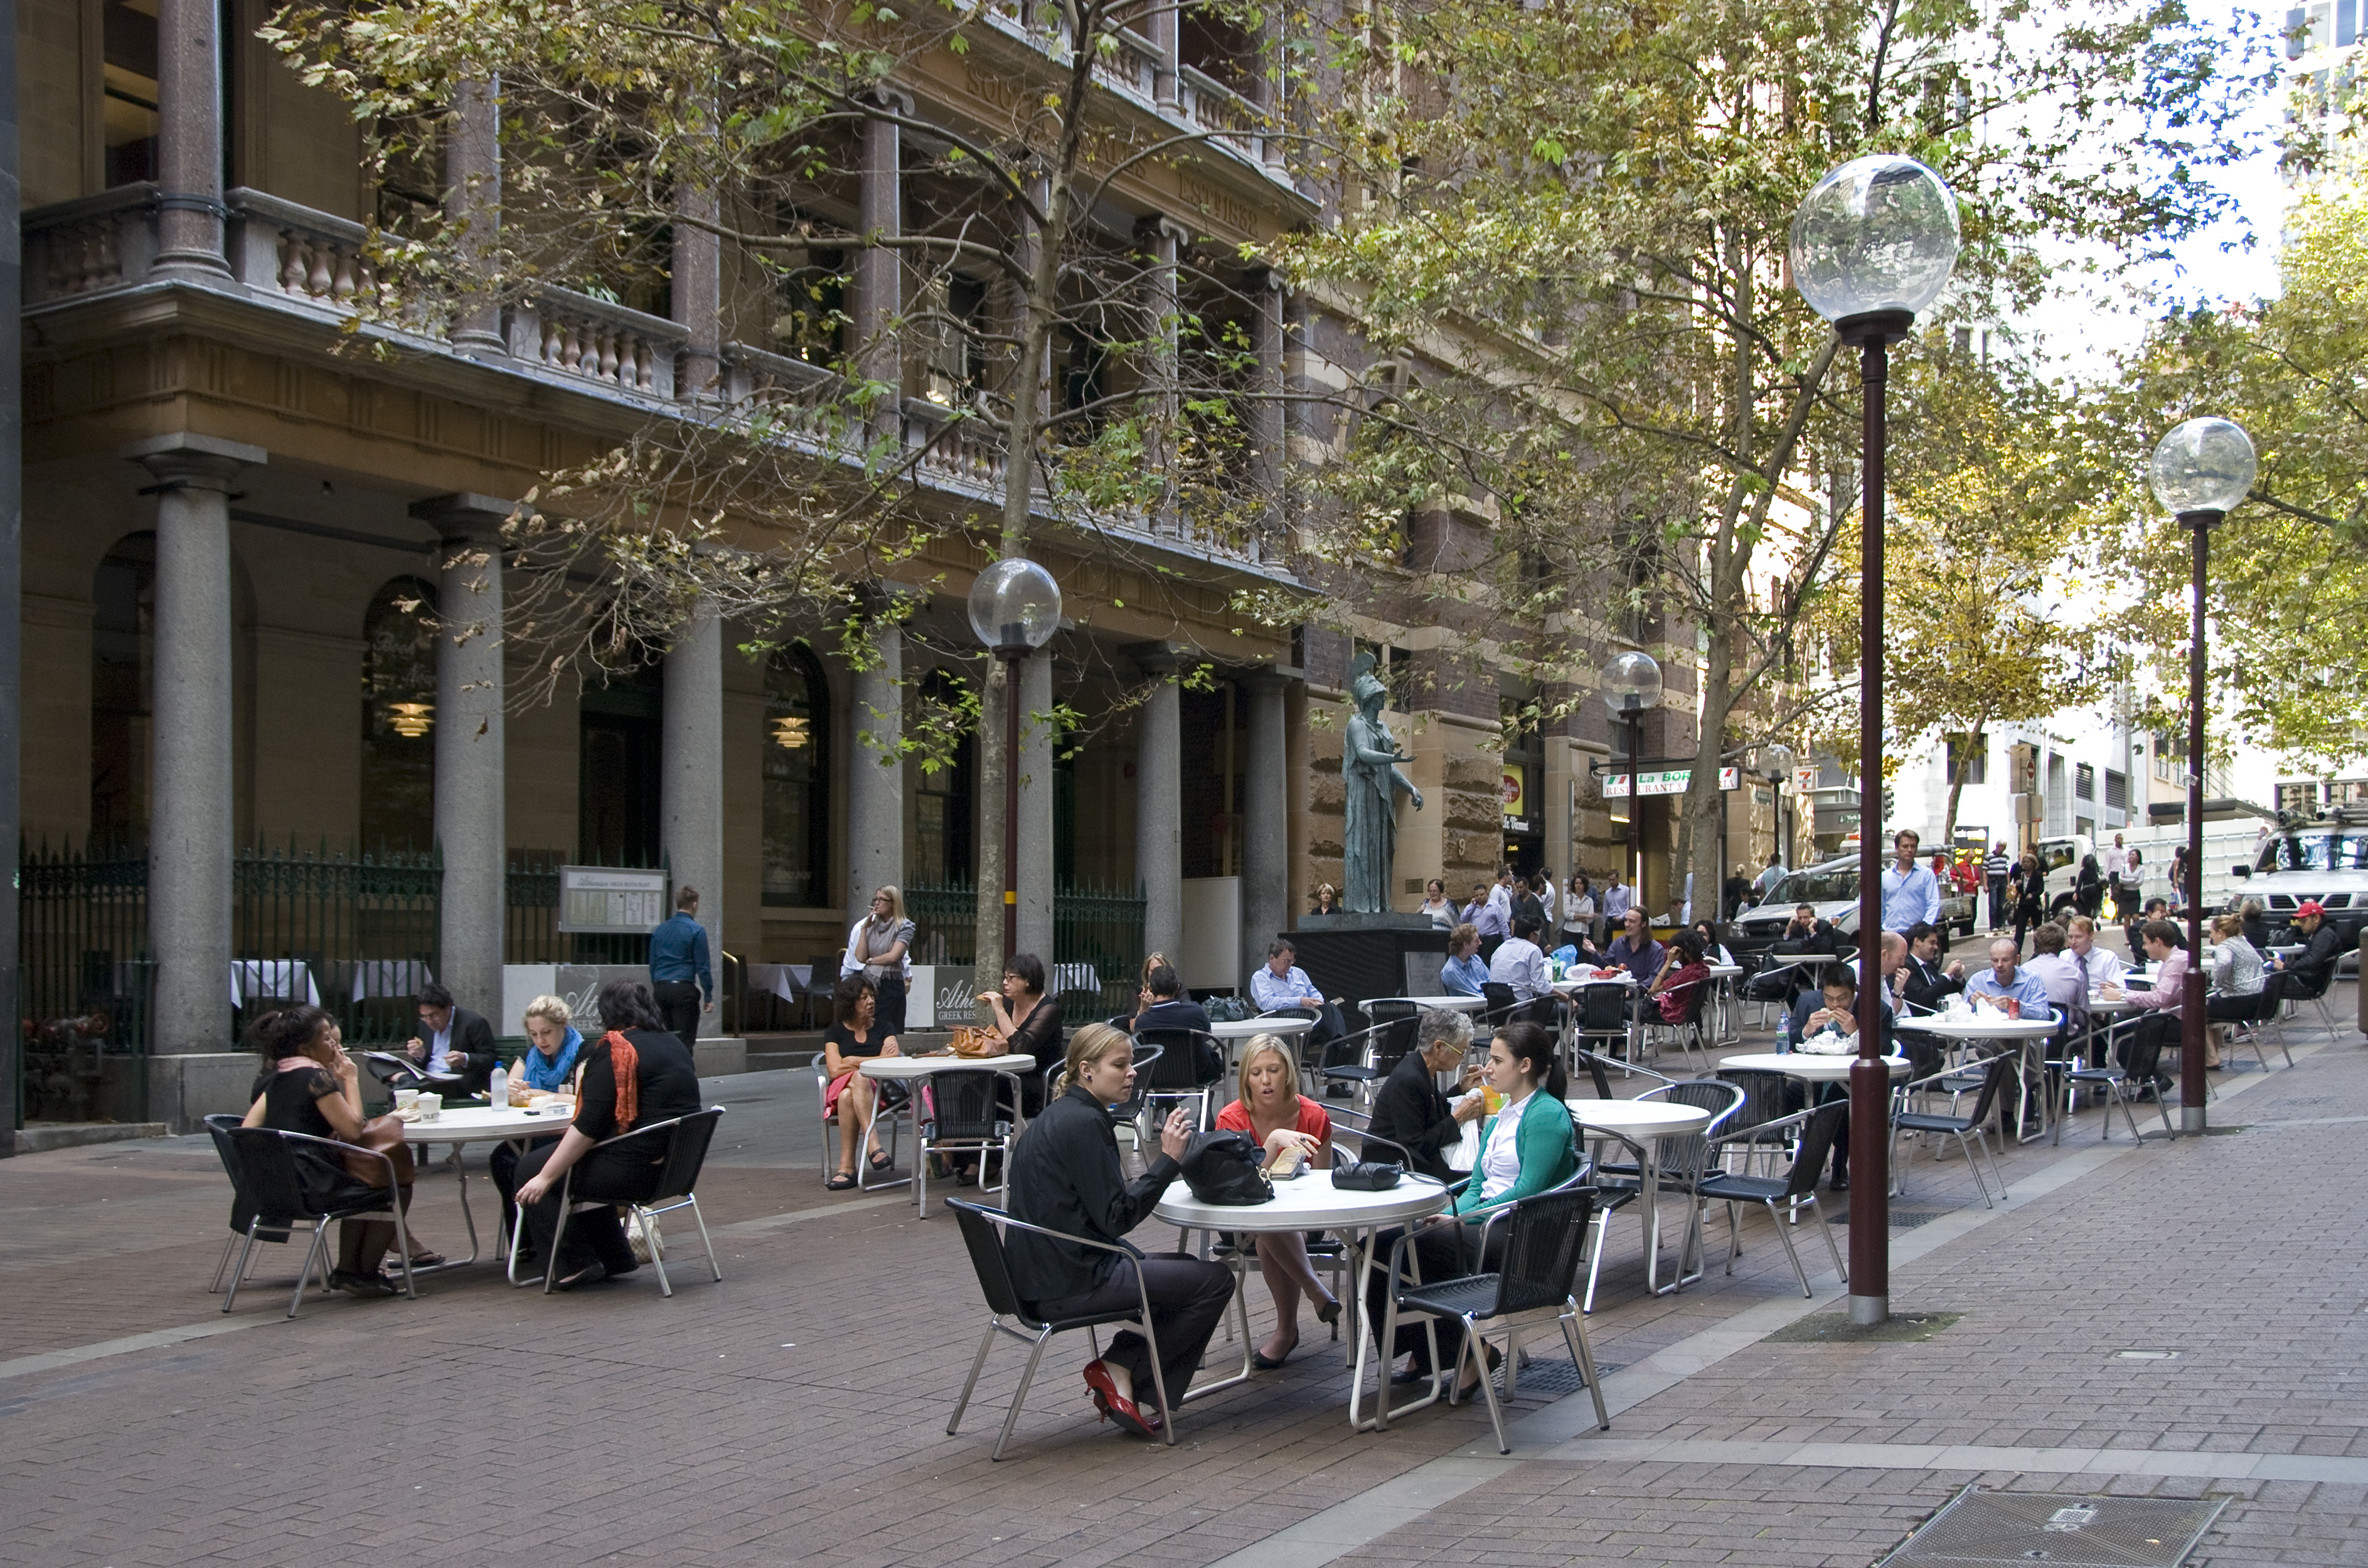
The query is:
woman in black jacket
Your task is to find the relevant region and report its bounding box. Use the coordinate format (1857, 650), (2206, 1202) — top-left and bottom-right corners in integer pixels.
(1003, 1024), (1232, 1437)
(1367, 1007), (1487, 1183)
(514, 980), (703, 1290)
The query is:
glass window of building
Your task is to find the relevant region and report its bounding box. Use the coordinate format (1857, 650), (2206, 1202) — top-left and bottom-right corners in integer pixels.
(361, 577), (439, 850)
(762, 644), (831, 905)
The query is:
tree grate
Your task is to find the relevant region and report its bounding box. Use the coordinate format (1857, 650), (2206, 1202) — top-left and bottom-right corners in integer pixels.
(1879, 1487), (2227, 1568)
(1488, 1357), (1621, 1396)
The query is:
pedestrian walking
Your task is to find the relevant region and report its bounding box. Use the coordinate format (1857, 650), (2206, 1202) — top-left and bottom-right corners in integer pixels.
(648, 885), (715, 1048)
(1983, 841), (2013, 932)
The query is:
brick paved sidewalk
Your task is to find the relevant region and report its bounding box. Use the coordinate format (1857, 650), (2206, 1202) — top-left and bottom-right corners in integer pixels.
(0, 988), (2357, 1567)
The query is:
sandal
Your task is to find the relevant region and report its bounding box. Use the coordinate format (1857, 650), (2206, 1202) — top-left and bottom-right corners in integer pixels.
(867, 1148), (895, 1172)
(826, 1171), (858, 1190)
(401, 1250), (446, 1270)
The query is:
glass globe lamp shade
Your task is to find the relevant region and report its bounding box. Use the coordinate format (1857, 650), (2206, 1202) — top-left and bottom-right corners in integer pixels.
(2148, 417), (2256, 516)
(967, 557), (1062, 651)
(1788, 156), (1961, 323)
(1766, 742), (1795, 772)
(1600, 649), (1663, 713)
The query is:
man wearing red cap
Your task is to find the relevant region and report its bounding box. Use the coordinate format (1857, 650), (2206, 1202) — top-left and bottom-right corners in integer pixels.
(2277, 901), (2345, 997)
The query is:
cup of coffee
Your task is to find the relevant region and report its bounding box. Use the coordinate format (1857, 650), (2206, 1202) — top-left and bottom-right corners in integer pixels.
(394, 1089), (420, 1111)
(415, 1092), (441, 1121)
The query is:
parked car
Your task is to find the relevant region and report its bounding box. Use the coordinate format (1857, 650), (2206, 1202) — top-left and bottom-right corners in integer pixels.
(1731, 856), (1865, 966)
(2232, 811), (2368, 972)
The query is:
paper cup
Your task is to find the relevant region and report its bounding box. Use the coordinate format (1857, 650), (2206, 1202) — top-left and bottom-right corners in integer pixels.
(393, 1089), (420, 1111)
(415, 1092), (440, 1121)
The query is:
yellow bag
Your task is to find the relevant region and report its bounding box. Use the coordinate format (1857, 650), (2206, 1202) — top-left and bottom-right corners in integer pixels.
(948, 1026), (1003, 1059)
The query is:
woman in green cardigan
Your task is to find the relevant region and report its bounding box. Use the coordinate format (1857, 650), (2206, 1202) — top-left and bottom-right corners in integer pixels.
(1366, 1022), (1577, 1391)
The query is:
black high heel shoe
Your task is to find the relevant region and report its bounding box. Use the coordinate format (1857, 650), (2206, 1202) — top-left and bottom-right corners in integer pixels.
(1316, 1298), (1343, 1330)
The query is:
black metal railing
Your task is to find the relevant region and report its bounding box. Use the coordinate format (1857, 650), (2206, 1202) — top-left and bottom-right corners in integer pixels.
(230, 840), (442, 1045)
(902, 875), (1145, 1022)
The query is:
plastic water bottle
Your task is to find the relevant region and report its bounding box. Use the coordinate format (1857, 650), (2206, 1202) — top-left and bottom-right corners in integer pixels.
(487, 1061), (508, 1109)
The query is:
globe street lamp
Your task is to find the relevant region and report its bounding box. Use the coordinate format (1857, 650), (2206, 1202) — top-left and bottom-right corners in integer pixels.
(968, 557), (1062, 960)
(1601, 649), (1662, 911)
(2149, 417), (2255, 1135)
(1764, 742), (1796, 875)
(1790, 154), (1960, 1328)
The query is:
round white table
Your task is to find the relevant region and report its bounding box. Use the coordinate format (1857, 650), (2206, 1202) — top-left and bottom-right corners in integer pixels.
(1565, 1097), (1712, 1299)
(1892, 1015), (2061, 1141)
(399, 1102), (575, 1271)
(1554, 972), (1638, 991)
(1211, 1016), (1317, 1039)
(861, 1053), (1035, 1214)
(1156, 1173), (1453, 1428)
(1719, 1051), (1911, 1083)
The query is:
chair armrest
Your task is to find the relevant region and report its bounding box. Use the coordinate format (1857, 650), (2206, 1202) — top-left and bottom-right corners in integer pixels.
(275, 1128), (404, 1188)
(1709, 1107), (1813, 1148)
(968, 1205), (1149, 1263)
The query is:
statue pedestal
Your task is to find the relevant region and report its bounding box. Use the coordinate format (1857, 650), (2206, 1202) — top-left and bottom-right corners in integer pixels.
(1287, 916), (1451, 1018)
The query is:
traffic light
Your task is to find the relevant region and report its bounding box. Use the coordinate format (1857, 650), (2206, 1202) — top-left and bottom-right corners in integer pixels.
(1881, 786), (1896, 829)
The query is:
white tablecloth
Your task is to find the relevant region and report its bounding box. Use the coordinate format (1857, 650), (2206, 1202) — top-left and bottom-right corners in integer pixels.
(748, 963), (800, 1002)
(230, 961), (318, 1008)
(1050, 963), (1102, 996)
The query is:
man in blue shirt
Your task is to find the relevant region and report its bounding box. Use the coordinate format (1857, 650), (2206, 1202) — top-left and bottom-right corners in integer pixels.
(649, 885), (714, 1047)
(1601, 907), (1664, 985)
(1437, 924), (1488, 996)
(1249, 938), (1345, 1057)
(1963, 937), (2052, 1018)
(1879, 830), (1943, 935)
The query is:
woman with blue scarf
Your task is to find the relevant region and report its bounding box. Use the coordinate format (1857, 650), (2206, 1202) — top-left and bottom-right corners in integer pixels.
(491, 995), (585, 1262)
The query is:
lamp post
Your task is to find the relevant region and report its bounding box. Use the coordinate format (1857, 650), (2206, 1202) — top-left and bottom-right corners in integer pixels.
(1601, 650), (1663, 912)
(1765, 742), (1795, 874)
(1790, 154), (1960, 1328)
(2148, 417), (2255, 1135)
(968, 556), (1063, 960)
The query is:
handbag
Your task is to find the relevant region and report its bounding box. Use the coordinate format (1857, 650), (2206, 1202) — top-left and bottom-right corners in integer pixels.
(1179, 1131), (1274, 1205)
(948, 1026), (1003, 1059)
(341, 1114), (416, 1189)
(1330, 1158), (1402, 1192)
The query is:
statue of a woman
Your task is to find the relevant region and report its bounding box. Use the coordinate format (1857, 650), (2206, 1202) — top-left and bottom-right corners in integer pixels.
(1340, 652), (1423, 913)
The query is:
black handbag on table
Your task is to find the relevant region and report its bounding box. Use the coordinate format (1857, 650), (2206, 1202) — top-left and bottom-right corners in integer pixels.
(1330, 1158), (1402, 1192)
(1179, 1131), (1274, 1205)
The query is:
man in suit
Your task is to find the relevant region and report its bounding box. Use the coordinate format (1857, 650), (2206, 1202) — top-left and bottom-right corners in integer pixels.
(407, 981), (497, 1094)
(1900, 921), (1966, 1013)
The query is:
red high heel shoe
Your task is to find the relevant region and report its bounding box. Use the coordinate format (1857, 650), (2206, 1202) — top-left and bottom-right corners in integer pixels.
(1081, 1361), (1162, 1437)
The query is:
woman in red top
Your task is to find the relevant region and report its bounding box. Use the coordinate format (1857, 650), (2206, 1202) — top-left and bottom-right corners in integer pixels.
(1650, 931), (1713, 1025)
(1213, 1035), (1342, 1367)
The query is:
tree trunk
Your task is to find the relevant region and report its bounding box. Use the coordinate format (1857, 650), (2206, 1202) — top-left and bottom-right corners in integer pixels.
(1941, 718), (1987, 852)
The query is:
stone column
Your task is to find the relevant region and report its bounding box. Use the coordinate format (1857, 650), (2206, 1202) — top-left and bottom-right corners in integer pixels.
(844, 595), (907, 917)
(447, 77), (504, 355)
(411, 494), (510, 1023)
(854, 94), (906, 432)
(1130, 643), (1184, 965)
(1240, 668), (1289, 989)
(673, 179), (721, 398)
(153, 0), (229, 278)
(663, 599), (725, 979)
(1148, 0), (1180, 109)
(127, 435), (264, 1069)
(1015, 647), (1056, 968)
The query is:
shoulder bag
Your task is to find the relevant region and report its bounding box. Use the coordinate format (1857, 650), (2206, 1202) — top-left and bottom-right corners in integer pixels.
(341, 1114), (416, 1188)
(1179, 1130), (1274, 1205)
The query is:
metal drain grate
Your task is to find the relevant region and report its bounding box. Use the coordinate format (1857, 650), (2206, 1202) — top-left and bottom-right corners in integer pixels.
(1491, 1357), (1621, 1395)
(1880, 1487), (2227, 1567)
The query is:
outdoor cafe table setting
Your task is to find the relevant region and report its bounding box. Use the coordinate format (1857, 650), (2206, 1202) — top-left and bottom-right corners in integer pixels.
(1717, 1050), (1912, 1084)
(1155, 1168), (1453, 1431)
(394, 1094), (580, 1272)
(860, 1052), (1036, 1213)
(1210, 1013), (1317, 1069)
(1562, 1095), (1714, 1298)
(1891, 1006), (2062, 1142)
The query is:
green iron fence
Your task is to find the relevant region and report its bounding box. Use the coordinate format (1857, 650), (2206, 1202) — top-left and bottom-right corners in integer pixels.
(230, 840), (442, 1045)
(16, 838), (156, 1124)
(903, 877), (1144, 1021)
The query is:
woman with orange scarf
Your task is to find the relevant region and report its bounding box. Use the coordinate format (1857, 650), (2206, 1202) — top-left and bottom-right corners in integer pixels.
(514, 980), (703, 1290)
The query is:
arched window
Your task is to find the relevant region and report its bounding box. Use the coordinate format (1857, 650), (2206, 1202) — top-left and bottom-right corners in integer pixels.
(362, 577), (439, 850)
(90, 533), (156, 844)
(762, 644), (831, 906)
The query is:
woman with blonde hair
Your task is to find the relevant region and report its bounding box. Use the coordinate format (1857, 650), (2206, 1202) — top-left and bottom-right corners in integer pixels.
(490, 994), (584, 1257)
(1005, 1024), (1234, 1437)
(1213, 1034), (1342, 1367)
(841, 884), (915, 1035)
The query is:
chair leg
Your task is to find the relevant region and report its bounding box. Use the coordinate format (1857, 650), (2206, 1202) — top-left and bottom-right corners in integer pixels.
(1767, 1203), (1812, 1298)
(991, 1329), (1055, 1462)
(1464, 1320), (1512, 1454)
(1955, 1130), (1993, 1209)
(209, 1232), (239, 1294)
(641, 1209), (674, 1298)
(1811, 1198), (1848, 1284)
(222, 1221), (265, 1313)
(1559, 1308), (1611, 1431)
(688, 1193), (723, 1283)
(947, 1320), (999, 1436)
(541, 1178), (573, 1293)
(2115, 1082), (2143, 1143)
(287, 1224), (331, 1318)
(1581, 1210), (1609, 1315)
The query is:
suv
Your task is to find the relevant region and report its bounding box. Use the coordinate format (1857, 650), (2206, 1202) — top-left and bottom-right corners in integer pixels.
(2231, 813), (2368, 969)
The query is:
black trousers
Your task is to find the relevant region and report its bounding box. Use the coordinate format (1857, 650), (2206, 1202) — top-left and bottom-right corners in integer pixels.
(1988, 876), (2009, 929)
(489, 1134), (561, 1245)
(514, 1141), (664, 1279)
(868, 971), (909, 1037)
(1033, 1253), (1235, 1404)
(653, 981), (702, 1048)
(1365, 1221), (1505, 1372)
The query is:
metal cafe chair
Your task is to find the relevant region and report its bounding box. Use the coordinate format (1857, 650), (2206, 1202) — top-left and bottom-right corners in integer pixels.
(1889, 1052), (2015, 1208)
(916, 1069), (1015, 1218)
(944, 1200), (1177, 1460)
(541, 1107), (725, 1296)
(1135, 1028), (1224, 1129)
(814, 1055), (912, 1190)
(203, 1112), (309, 1297)
(1693, 1102), (1848, 1298)
(1379, 1178), (1611, 1454)
(222, 1125), (418, 1318)
(2057, 1015), (2175, 1146)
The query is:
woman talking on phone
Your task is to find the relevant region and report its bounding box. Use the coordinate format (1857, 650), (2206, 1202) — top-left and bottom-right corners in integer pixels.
(1003, 1024), (1235, 1437)
(1212, 1035), (1341, 1368)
